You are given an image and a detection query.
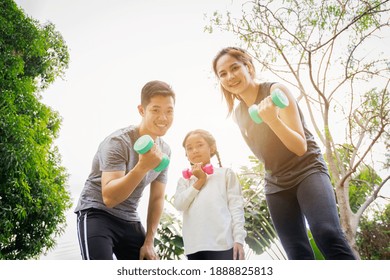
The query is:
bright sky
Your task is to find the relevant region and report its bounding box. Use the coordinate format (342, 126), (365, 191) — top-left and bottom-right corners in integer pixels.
(14, 0), (251, 187)
(13, 0), (389, 260)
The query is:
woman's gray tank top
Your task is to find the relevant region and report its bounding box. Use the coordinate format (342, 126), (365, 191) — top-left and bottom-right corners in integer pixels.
(234, 83), (329, 194)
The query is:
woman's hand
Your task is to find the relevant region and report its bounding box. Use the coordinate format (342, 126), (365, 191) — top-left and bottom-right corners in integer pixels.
(257, 95), (280, 125)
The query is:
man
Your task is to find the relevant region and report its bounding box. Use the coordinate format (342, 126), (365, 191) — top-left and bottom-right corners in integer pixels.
(75, 80), (175, 260)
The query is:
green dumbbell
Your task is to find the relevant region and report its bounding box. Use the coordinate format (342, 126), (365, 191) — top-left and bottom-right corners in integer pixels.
(134, 135), (170, 172)
(248, 88), (289, 124)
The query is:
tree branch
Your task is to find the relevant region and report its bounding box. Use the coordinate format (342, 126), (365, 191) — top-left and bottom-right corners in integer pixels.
(356, 175), (390, 219)
(310, 0), (390, 52)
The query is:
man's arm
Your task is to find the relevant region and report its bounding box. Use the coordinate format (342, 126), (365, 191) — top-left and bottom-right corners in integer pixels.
(101, 167), (147, 208)
(102, 144), (163, 208)
(139, 180), (166, 260)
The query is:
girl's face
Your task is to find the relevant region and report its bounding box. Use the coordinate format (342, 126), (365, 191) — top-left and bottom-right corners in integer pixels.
(138, 95), (175, 138)
(215, 53), (254, 96)
(184, 133), (215, 165)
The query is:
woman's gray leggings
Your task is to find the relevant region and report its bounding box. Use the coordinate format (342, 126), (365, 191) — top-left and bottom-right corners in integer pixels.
(266, 172), (357, 260)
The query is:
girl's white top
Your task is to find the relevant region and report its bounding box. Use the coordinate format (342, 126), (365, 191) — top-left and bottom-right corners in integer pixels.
(174, 167), (246, 255)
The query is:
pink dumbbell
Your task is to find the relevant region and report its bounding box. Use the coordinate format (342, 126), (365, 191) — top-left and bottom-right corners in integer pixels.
(182, 163), (214, 179)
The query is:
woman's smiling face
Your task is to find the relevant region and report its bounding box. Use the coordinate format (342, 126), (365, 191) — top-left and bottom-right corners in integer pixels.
(215, 53), (253, 96)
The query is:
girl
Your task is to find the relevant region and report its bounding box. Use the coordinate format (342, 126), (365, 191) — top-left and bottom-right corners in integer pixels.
(212, 47), (356, 260)
(174, 129), (246, 260)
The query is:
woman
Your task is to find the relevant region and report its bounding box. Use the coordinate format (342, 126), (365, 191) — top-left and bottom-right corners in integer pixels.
(212, 47), (356, 260)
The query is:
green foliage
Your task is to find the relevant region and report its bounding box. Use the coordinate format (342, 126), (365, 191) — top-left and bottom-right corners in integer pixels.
(349, 166), (382, 213)
(356, 204), (390, 259)
(352, 88), (390, 144)
(0, 0), (71, 259)
(155, 198), (184, 260)
(238, 156), (283, 258)
(328, 143), (383, 213)
(307, 230), (325, 260)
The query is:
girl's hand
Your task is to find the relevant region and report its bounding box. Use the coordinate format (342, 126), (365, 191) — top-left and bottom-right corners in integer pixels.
(191, 163), (207, 190)
(191, 163), (207, 180)
(233, 242), (245, 260)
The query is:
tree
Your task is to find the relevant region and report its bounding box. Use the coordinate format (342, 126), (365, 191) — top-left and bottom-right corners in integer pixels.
(0, 0), (71, 259)
(206, 0), (390, 257)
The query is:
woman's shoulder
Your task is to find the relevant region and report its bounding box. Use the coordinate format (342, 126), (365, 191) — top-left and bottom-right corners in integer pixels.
(260, 82), (277, 94)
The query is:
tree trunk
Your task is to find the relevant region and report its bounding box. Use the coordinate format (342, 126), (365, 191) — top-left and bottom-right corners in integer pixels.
(335, 183), (361, 259)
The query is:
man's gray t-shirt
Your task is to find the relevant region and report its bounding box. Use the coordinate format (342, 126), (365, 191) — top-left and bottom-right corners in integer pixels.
(74, 125), (170, 221)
